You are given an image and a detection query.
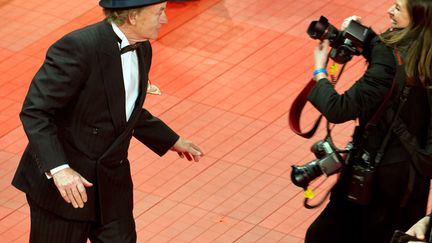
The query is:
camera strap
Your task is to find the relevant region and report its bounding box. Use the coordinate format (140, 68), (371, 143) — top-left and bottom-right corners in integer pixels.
(289, 63), (346, 138)
(288, 79), (323, 138)
(374, 86), (410, 164)
(368, 48), (416, 207)
(387, 85), (415, 208)
(350, 49), (401, 163)
(372, 48), (405, 165)
(364, 77), (397, 134)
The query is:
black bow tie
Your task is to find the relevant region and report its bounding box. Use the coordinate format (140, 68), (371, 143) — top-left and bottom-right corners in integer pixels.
(120, 42), (144, 54)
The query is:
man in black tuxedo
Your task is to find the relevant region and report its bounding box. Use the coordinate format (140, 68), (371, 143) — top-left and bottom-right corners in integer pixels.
(12, 0), (203, 242)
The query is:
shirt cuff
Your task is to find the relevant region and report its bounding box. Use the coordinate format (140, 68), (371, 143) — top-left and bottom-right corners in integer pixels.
(45, 164), (70, 179)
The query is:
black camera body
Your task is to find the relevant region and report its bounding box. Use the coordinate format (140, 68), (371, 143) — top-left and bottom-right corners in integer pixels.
(345, 149), (375, 205)
(291, 139), (346, 189)
(291, 138), (375, 205)
(307, 16), (376, 64)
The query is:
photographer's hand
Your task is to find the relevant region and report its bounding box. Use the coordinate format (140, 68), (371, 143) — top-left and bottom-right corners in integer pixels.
(313, 40), (329, 80)
(341, 15), (362, 30)
(406, 215), (430, 242)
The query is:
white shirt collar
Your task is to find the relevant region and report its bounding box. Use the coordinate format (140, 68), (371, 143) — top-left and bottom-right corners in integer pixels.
(111, 22), (130, 49)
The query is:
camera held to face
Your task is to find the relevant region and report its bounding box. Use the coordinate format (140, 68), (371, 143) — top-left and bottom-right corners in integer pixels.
(307, 16), (376, 64)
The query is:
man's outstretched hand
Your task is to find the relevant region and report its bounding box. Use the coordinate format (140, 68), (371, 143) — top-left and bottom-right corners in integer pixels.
(171, 137), (203, 162)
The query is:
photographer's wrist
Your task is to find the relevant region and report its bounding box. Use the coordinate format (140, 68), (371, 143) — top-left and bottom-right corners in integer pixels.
(314, 73), (328, 81)
(313, 68), (328, 81)
(313, 68), (327, 75)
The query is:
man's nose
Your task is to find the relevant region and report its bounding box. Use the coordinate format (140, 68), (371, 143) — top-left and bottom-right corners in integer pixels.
(160, 11), (168, 24)
(387, 5), (394, 15)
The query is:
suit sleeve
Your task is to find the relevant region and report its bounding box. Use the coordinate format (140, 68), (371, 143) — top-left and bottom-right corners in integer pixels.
(20, 34), (88, 173)
(133, 41), (179, 156)
(133, 109), (179, 156)
(307, 42), (396, 124)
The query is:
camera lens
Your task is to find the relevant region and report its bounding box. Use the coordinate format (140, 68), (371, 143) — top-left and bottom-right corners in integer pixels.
(291, 160), (323, 189)
(307, 20), (328, 40)
(306, 16), (341, 45)
(306, 15), (376, 64)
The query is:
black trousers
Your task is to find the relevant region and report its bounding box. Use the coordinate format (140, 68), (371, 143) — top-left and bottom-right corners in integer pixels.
(27, 196), (137, 243)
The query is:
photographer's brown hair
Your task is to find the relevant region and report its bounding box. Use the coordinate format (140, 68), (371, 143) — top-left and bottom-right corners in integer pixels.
(381, 0), (432, 85)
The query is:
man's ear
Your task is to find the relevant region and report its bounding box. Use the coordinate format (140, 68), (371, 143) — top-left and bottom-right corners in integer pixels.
(127, 10), (138, 25)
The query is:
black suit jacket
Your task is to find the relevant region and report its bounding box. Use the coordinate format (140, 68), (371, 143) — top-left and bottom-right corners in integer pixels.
(12, 20), (179, 223)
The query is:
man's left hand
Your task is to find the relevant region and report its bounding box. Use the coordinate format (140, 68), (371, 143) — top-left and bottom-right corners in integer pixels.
(171, 137), (203, 162)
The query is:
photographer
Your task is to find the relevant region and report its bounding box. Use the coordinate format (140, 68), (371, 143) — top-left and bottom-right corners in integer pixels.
(304, 0), (432, 242)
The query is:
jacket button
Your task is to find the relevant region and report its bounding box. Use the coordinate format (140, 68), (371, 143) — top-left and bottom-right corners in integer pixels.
(119, 159), (124, 164)
(92, 128), (99, 135)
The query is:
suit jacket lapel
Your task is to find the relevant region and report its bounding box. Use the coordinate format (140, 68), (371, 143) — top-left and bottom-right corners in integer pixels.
(98, 21), (127, 135)
(97, 27), (154, 162)
(98, 43), (151, 161)
(131, 46), (148, 118)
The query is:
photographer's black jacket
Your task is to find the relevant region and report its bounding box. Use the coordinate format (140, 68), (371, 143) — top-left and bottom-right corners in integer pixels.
(305, 31), (431, 242)
(308, 40), (395, 124)
(307, 38), (430, 206)
(308, 39), (429, 163)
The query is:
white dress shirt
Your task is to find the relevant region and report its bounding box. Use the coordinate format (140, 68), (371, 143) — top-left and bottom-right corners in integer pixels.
(112, 22), (140, 122)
